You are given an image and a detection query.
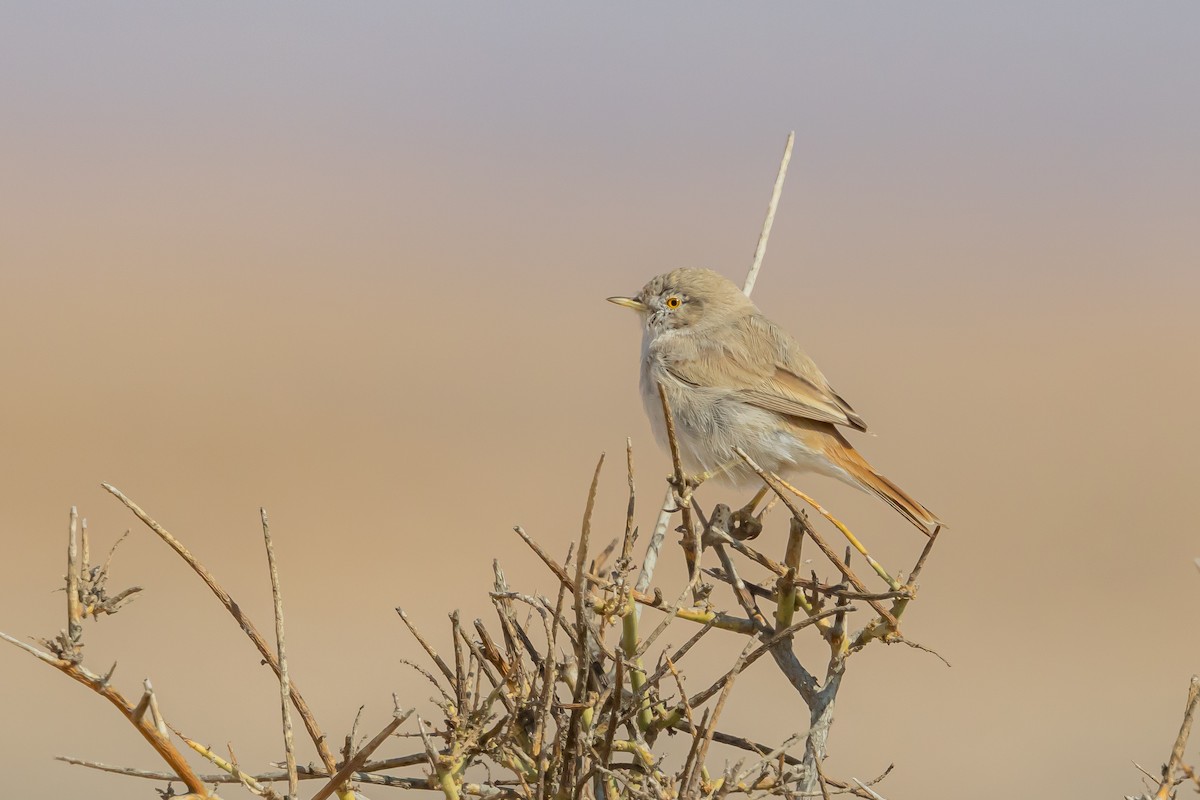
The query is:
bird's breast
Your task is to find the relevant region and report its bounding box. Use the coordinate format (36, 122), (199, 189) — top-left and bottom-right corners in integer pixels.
(638, 350), (800, 482)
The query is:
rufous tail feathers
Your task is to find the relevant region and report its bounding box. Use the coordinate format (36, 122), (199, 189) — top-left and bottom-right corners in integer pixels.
(826, 439), (941, 536)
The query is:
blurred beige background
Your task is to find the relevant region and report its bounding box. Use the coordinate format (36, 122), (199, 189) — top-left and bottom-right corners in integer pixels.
(2, 4), (1198, 798)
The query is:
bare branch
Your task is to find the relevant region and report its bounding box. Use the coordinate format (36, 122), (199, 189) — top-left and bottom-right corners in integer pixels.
(101, 483), (340, 775)
(261, 508), (299, 800)
(0, 631), (207, 794)
(311, 707), (413, 800)
(1155, 675), (1200, 800)
(743, 131), (795, 296)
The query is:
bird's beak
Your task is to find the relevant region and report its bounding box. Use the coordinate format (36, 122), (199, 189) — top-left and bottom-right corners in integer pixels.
(606, 296), (649, 312)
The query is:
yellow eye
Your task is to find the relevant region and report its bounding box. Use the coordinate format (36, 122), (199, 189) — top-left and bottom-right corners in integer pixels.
(665, 296), (681, 309)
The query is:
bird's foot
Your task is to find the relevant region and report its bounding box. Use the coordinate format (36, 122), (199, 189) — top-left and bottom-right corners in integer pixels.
(670, 470), (714, 496)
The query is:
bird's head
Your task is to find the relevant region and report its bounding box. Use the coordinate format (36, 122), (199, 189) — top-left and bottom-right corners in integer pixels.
(607, 268), (752, 335)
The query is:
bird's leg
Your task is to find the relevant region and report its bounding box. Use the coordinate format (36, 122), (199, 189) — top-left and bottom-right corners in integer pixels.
(729, 486), (770, 541)
(671, 470), (712, 497)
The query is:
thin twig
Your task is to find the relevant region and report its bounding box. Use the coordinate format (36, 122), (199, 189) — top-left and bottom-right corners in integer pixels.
(175, 730), (278, 799)
(689, 642), (754, 797)
(635, 487), (676, 596)
(685, 609), (844, 710)
(396, 608), (456, 686)
(1156, 675), (1200, 800)
(0, 632), (207, 794)
(311, 707), (413, 800)
(657, 383), (699, 590)
(65, 506), (83, 651)
(101, 483), (340, 776)
(770, 480), (899, 589)
(743, 131), (795, 296)
(727, 457), (899, 629)
(262, 508), (299, 800)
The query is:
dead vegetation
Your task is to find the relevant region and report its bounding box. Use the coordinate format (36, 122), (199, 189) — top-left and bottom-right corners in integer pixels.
(1, 390), (948, 800)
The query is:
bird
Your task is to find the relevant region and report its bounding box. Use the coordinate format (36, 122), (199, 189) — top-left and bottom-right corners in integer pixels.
(608, 268), (940, 535)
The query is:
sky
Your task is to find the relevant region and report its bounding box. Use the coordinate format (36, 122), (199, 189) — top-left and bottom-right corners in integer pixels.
(1, 4), (1198, 799)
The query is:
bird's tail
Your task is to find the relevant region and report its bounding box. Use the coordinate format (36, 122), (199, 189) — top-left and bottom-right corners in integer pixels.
(825, 438), (941, 536)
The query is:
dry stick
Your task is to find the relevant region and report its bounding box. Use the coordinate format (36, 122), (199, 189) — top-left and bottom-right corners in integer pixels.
(623, 438), (637, 565)
(680, 707), (711, 796)
(66, 506), (83, 649)
(174, 730), (278, 799)
(520, 524), (745, 633)
(419, 715), (461, 800)
(728, 456), (899, 629)
(639, 620), (718, 694)
(600, 648), (624, 770)
(451, 611), (468, 712)
(688, 642), (755, 797)
(635, 487), (676, 596)
(615, 441), (660, 737)
(144, 679), (168, 737)
(707, 567), (908, 604)
(473, 618), (510, 678)
(68, 749), (834, 800)
(656, 383), (699, 588)
(1156, 675), (1200, 800)
(562, 455), (605, 797)
(311, 708), (414, 800)
(908, 525), (940, 587)
(743, 131), (795, 297)
(824, 764), (896, 799)
(830, 548), (852, 648)
(582, 567), (755, 634)
(582, 570), (755, 634)
(850, 526), (942, 653)
(708, 517), (825, 707)
(664, 656), (695, 726)
(634, 574), (706, 656)
(457, 628), (516, 714)
(100, 530), (130, 581)
(514, 526), (573, 586)
(850, 778), (888, 800)
(535, 542), (572, 799)
(58, 758), (519, 796)
(574, 455), (605, 651)
(0, 632), (207, 794)
(770, 478), (899, 589)
(713, 541), (771, 633)
(58, 757), (242, 785)
(684, 610), (844, 711)
(705, 507), (771, 629)
(813, 757), (832, 800)
(397, 609), (456, 686)
(346, 705), (366, 767)
(701, 730), (805, 778)
(492, 564), (541, 670)
(728, 733), (804, 782)
(80, 516), (90, 581)
(712, 529), (788, 578)
(261, 508), (299, 800)
(101, 484), (341, 778)
(489, 563), (519, 667)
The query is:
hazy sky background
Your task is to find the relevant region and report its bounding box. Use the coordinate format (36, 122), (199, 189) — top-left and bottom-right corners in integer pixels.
(2, 4), (1198, 799)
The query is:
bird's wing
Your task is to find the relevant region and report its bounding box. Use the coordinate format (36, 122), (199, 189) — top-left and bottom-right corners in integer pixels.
(662, 314), (869, 432)
(739, 369), (868, 431)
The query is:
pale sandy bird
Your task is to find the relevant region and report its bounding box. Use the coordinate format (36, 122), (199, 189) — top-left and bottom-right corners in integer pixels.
(608, 268), (940, 535)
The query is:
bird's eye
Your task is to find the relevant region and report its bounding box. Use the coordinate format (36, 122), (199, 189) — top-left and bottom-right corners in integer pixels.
(665, 296), (681, 309)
